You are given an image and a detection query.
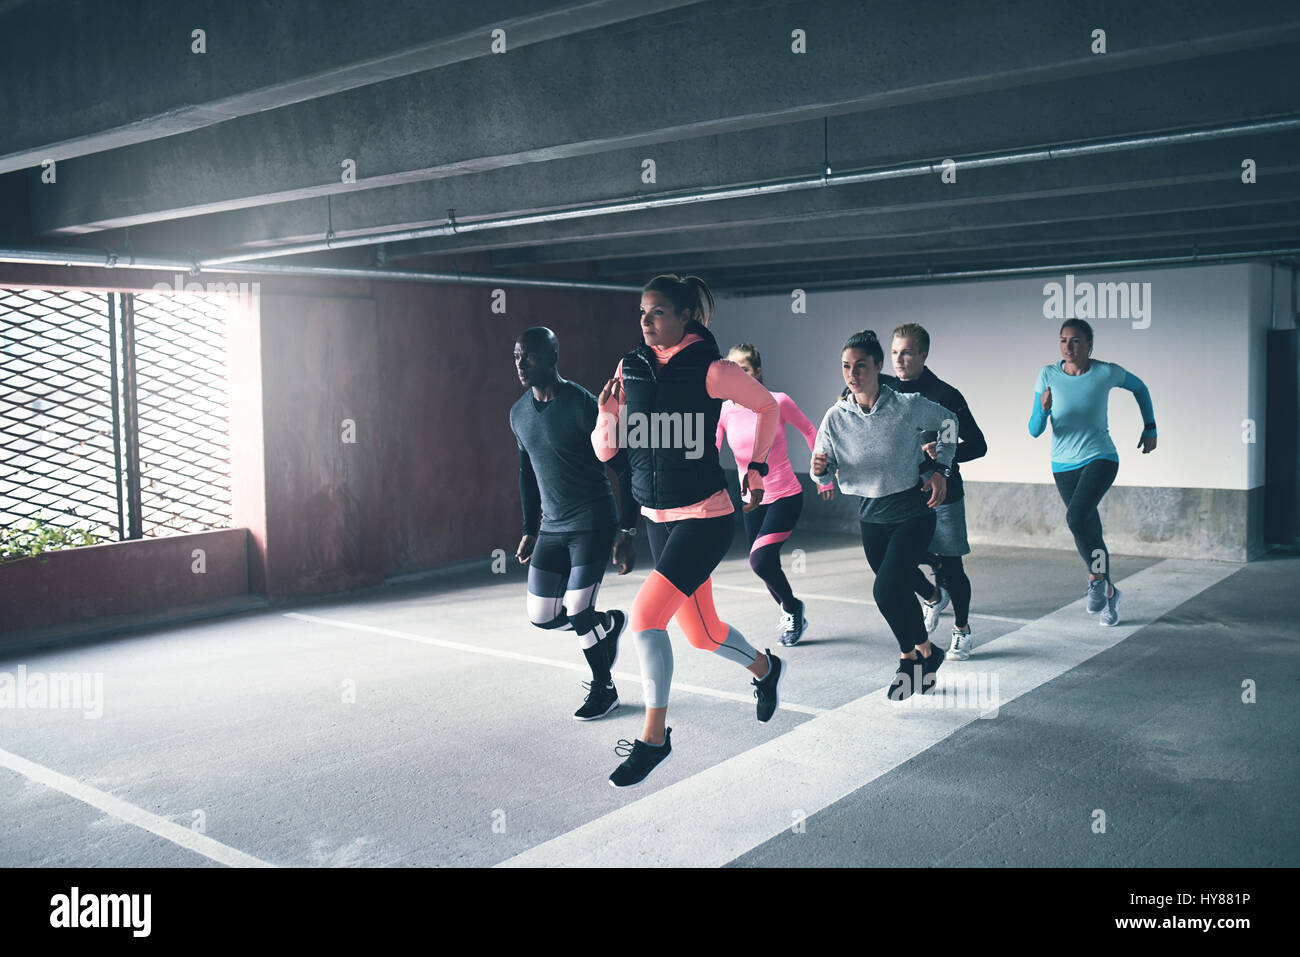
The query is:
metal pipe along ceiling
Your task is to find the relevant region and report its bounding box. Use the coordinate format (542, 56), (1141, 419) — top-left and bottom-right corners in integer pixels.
(0, 247), (643, 293)
(722, 246), (1300, 295)
(2, 114), (1298, 289)
(195, 113), (1300, 266)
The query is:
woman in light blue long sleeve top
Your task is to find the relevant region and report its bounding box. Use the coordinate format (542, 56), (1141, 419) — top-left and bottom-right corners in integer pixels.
(1029, 318), (1157, 626)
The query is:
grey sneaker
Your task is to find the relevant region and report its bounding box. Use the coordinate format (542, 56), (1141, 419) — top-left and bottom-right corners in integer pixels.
(1086, 579), (1108, 613)
(922, 584), (950, 633)
(1099, 585), (1122, 626)
(948, 626), (972, 660)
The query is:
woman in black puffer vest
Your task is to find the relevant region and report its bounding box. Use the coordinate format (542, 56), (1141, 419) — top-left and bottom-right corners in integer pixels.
(591, 274), (787, 789)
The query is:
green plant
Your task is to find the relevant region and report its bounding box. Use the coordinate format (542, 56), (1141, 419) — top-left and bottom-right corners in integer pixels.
(0, 518), (103, 562)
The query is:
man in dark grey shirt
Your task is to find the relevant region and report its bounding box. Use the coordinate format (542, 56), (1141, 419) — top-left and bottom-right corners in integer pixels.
(510, 327), (638, 720)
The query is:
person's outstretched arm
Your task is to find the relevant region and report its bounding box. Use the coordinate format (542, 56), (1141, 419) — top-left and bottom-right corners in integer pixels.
(1121, 369), (1157, 438)
(707, 359), (779, 500)
(920, 398), (959, 470)
(581, 385), (638, 526)
(591, 359), (625, 463)
(608, 447), (638, 527)
(952, 391), (988, 463)
(1028, 368), (1050, 438)
(811, 408), (839, 485)
(518, 444), (542, 536)
(781, 393), (833, 491)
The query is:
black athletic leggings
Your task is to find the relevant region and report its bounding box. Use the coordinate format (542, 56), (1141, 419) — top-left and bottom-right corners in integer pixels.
(1053, 458), (1119, 581)
(527, 525), (616, 635)
(741, 492), (803, 610)
(645, 512), (735, 596)
(912, 554), (972, 629)
(860, 511), (937, 653)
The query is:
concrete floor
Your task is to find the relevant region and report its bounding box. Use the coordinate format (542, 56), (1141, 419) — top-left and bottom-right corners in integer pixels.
(0, 532), (1295, 867)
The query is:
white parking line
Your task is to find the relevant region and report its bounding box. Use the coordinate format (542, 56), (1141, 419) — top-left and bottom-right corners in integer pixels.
(0, 746), (274, 868)
(710, 582), (1034, 625)
(285, 612), (829, 716)
(497, 559), (1239, 867)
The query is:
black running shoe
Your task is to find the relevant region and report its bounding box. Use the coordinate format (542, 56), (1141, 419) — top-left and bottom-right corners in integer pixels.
(609, 728), (672, 788)
(752, 650), (784, 722)
(603, 609), (626, 670)
(778, 600), (809, 647)
(888, 657), (923, 701)
(918, 645), (946, 694)
(574, 681), (619, 720)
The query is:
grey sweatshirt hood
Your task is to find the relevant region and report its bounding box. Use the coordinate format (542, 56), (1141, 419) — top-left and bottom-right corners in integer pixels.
(812, 385), (958, 499)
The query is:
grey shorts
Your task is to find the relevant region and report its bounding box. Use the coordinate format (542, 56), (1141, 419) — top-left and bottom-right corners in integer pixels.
(928, 497), (970, 556)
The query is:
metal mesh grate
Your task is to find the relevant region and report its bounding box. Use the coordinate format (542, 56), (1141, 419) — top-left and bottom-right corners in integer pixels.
(0, 288), (120, 535)
(131, 292), (234, 536)
(1, 287), (234, 542)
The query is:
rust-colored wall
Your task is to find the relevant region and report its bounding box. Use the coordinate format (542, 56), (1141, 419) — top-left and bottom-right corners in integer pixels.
(374, 281), (635, 576)
(255, 292), (385, 596)
(1, 260), (640, 602)
(0, 529), (248, 635)
(243, 278), (636, 594)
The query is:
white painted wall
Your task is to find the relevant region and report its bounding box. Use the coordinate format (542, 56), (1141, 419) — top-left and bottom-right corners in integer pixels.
(711, 263), (1260, 490)
(1246, 264), (1273, 488)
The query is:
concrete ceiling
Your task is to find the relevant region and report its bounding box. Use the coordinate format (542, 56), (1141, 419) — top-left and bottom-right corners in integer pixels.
(3, 0), (1299, 292)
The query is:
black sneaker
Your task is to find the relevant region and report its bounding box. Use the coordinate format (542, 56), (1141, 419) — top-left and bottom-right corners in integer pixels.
(609, 728), (672, 788)
(574, 681), (619, 721)
(752, 650), (784, 722)
(888, 657), (923, 701)
(778, 600), (809, 647)
(918, 645), (946, 694)
(603, 610), (626, 670)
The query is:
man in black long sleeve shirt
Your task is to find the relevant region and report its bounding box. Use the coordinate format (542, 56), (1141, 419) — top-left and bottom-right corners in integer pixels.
(510, 327), (638, 720)
(884, 324), (988, 660)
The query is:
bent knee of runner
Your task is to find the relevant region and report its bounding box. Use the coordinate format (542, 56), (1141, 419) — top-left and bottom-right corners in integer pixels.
(526, 593), (567, 628)
(630, 569), (685, 632)
(1064, 503), (1096, 532)
(677, 608), (726, 651)
(872, 576), (894, 607)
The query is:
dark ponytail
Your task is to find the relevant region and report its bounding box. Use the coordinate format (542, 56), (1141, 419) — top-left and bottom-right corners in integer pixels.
(842, 329), (883, 367)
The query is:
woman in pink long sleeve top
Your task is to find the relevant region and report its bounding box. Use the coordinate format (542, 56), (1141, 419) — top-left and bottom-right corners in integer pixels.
(717, 343), (832, 647)
(591, 274), (787, 789)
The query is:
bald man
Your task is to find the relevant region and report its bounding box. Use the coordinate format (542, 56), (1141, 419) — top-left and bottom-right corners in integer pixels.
(510, 327), (639, 719)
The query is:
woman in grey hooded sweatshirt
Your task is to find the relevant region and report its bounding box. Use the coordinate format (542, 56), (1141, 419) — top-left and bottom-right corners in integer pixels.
(812, 330), (959, 699)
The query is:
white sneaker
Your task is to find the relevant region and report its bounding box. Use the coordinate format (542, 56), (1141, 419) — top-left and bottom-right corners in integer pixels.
(922, 584), (950, 634)
(948, 625), (972, 660)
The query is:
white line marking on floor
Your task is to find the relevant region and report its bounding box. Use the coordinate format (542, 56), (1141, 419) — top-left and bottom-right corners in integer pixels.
(497, 558), (1239, 867)
(710, 582), (1034, 625)
(0, 746), (274, 868)
(285, 612), (828, 716)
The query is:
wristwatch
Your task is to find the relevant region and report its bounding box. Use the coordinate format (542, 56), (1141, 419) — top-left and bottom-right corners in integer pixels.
(619, 526), (638, 537)
(747, 461), (769, 476)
